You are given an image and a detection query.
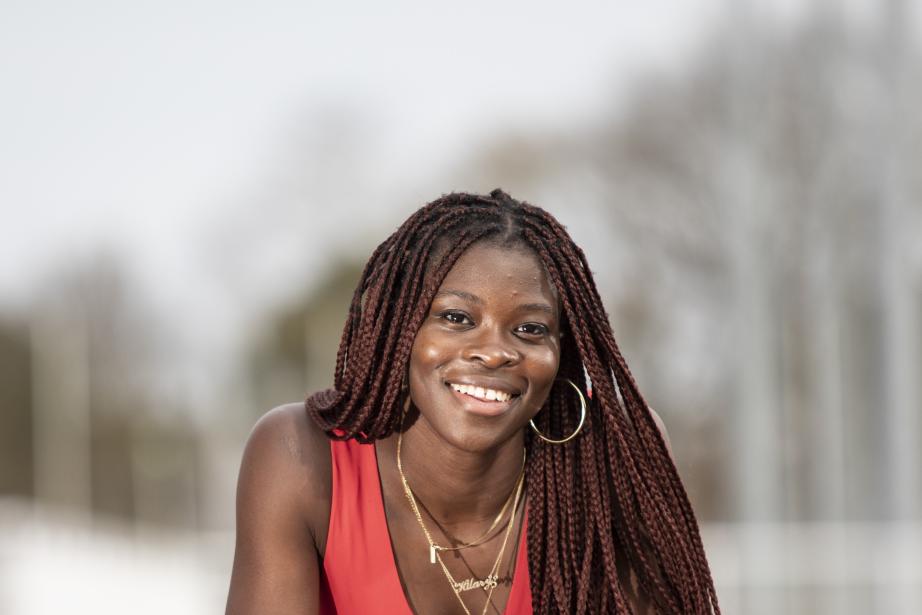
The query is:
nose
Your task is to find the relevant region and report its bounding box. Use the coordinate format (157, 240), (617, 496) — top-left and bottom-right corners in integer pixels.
(461, 328), (521, 369)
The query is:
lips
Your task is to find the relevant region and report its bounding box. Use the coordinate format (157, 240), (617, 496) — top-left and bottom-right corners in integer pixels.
(449, 382), (515, 402)
(444, 379), (522, 417)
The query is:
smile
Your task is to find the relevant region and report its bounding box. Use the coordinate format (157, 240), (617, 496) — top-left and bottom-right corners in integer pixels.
(448, 383), (516, 403)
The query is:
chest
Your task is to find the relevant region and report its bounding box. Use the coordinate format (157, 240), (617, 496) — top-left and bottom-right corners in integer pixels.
(318, 438), (532, 615)
(381, 487), (527, 615)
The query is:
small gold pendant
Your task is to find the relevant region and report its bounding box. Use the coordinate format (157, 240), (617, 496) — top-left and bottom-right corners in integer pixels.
(452, 574), (498, 593)
(430, 544), (437, 564)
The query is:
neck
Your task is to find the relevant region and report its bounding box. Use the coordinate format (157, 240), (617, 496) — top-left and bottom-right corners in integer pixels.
(380, 421), (526, 531)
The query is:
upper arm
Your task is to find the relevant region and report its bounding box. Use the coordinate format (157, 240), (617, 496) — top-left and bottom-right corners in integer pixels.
(226, 403), (331, 615)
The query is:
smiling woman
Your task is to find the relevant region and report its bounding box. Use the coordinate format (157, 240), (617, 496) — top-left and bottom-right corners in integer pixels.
(226, 190), (721, 615)
(408, 243), (561, 453)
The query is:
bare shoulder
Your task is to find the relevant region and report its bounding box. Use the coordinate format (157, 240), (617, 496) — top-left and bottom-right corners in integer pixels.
(226, 402), (332, 615)
(239, 402), (332, 543)
(246, 402), (331, 470)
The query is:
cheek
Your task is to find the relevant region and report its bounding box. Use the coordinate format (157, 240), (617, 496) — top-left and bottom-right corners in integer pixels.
(408, 329), (447, 385)
(527, 348), (561, 401)
(410, 329), (435, 363)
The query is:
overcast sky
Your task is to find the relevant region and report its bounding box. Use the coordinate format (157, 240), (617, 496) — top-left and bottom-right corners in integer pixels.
(0, 0), (890, 390)
(0, 1), (748, 299)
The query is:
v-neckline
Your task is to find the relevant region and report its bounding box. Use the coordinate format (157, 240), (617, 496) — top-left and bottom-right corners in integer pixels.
(371, 440), (529, 615)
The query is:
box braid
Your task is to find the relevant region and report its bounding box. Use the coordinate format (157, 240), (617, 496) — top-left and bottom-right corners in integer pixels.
(305, 190), (720, 614)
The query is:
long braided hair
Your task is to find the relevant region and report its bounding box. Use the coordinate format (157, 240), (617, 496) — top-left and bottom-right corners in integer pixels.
(305, 189), (720, 614)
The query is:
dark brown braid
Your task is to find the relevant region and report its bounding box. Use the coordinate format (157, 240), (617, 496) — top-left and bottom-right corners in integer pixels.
(305, 190), (721, 614)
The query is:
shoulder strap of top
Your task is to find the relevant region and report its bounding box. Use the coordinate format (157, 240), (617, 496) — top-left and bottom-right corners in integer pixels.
(322, 438), (413, 615)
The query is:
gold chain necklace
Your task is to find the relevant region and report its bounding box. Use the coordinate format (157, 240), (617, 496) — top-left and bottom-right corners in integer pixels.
(396, 430), (525, 563)
(436, 475), (522, 615)
(396, 430), (525, 615)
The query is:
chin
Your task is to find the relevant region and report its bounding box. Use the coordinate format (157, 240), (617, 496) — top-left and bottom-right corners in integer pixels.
(419, 406), (527, 454)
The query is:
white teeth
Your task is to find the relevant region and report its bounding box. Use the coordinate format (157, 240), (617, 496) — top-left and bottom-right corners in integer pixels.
(449, 383), (513, 402)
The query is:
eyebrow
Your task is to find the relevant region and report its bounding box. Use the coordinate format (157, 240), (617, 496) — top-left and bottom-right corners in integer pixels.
(434, 289), (556, 315)
(435, 289), (481, 304)
(518, 302), (556, 315)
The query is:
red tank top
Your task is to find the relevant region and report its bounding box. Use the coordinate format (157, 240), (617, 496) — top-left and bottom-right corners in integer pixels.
(319, 437), (533, 615)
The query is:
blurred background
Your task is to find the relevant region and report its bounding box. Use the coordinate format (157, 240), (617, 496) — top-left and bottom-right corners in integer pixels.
(1, 0), (920, 613)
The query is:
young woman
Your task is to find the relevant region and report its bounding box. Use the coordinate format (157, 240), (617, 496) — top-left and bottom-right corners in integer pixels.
(226, 190), (721, 614)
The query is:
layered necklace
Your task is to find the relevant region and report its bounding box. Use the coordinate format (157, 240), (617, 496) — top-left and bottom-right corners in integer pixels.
(396, 430), (525, 615)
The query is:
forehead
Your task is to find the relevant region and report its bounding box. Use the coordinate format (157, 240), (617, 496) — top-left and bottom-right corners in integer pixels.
(437, 243), (558, 306)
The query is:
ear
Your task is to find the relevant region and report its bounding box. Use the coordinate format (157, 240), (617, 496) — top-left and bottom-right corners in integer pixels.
(648, 407), (675, 462)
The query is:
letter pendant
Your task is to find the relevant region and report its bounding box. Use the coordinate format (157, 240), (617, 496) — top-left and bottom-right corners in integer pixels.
(453, 574), (499, 593)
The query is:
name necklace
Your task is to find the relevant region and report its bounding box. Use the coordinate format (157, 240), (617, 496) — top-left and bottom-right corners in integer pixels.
(396, 430), (525, 615)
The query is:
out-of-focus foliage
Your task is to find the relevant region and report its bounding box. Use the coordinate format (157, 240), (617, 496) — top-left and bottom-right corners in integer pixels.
(7, 257), (205, 528)
(0, 318), (32, 496)
(246, 260), (364, 416)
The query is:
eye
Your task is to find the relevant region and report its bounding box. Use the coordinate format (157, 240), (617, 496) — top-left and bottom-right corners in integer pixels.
(438, 310), (474, 326)
(516, 322), (550, 337)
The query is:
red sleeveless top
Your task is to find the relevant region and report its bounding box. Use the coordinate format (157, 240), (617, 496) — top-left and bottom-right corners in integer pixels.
(319, 437), (533, 614)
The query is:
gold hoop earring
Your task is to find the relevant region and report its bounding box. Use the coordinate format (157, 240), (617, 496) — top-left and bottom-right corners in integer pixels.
(529, 379), (587, 444)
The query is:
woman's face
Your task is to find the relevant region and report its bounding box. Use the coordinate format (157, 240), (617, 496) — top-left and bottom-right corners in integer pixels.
(408, 242), (561, 452)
